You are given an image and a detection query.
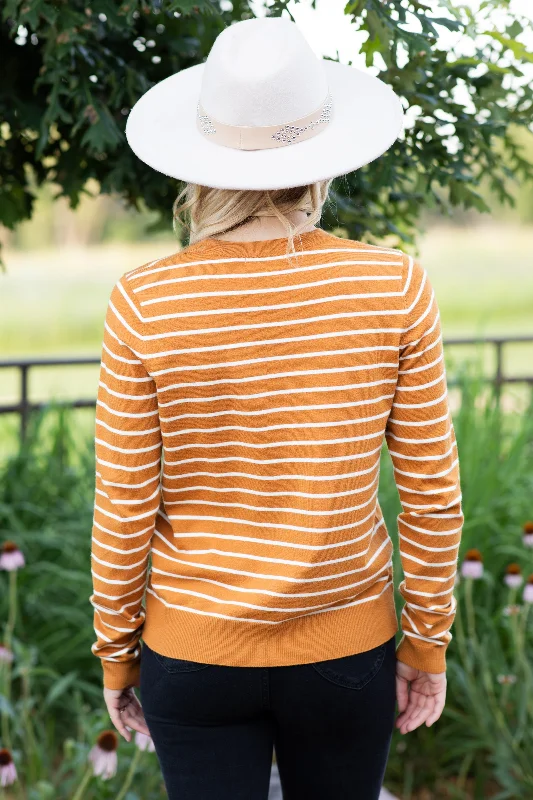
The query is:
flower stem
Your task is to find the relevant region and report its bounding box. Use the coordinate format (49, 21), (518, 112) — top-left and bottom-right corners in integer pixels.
(518, 603), (530, 652)
(480, 658), (525, 771)
(456, 750), (474, 791)
(7, 569), (17, 635)
(500, 680), (510, 710)
(71, 765), (93, 800)
(1, 570), (18, 750)
(115, 748), (142, 800)
(516, 604), (533, 720)
(21, 666), (39, 786)
(508, 585), (517, 606)
(465, 577), (477, 645)
(453, 591), (471, 671)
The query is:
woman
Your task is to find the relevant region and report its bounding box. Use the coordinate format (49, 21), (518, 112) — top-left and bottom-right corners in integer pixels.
(90, 17), (463, 800)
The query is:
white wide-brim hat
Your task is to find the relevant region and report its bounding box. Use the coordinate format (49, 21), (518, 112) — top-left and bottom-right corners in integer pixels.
(126, 17), (404, 191)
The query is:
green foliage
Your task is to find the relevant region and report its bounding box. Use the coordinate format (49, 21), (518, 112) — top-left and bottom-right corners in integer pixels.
(0, 0), (532, 251)
(0, 408), (101, 702)
(1, 372), (533, 795)
(380, 370), (533, 798)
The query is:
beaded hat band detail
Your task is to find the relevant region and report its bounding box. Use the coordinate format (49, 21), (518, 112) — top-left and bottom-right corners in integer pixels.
(196, 92), (333, 151)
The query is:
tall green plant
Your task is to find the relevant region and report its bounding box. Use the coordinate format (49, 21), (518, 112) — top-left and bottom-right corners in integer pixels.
(380, 374), (533, 798)
(1, 0), (532, 255)
(0, 406), (99, 701)
(1, 373), (532, 796)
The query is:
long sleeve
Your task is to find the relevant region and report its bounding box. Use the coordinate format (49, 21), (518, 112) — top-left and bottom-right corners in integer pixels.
(90, 278), (162, 690)
(385, 257), (463, 674)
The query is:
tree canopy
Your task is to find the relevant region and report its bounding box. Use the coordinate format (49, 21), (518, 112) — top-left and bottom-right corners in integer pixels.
(1, 0), (532, 249)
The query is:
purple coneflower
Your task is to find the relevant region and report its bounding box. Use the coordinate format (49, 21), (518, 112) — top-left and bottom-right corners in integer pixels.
(523, 522), (533, 548)
(0, 749), (17, 787)
(523, 574), (533, 604)
(504, 563), (523, 588)
(135, 731), (156, 752)
(88, 731), (118, 780)
(0, 541), (25, 572)
(460, 549), (483, 580)
(0, 643), (14, 664)
(503, 604), (522, 616)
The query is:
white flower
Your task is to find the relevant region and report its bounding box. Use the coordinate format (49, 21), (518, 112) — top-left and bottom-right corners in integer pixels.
(88, 731), (118, 780)
(461, 549), (483, 580)
(0, 644), (14, 664)
(135, 731), (156, 752)
(522, 523), (533, 547)
(523, 578), (533, 604)
(0, 541), (25, 572)
(0, 749), (17, 787)
(504, 564), (523, 588)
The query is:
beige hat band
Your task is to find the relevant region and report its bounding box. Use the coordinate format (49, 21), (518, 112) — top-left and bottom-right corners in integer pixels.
(196, 92), (333, 151)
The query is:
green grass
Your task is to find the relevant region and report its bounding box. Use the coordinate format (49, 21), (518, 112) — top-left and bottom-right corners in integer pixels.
(0, 223), (532, 425)
(418, 223), (533, 335)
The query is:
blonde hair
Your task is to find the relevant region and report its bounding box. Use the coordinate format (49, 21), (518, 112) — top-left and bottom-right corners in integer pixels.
(172, 180), (333, 258)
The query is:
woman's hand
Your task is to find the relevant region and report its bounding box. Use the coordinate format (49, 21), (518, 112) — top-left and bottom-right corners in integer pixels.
(103, 686), (151, 742)
(395, 661), (447, 734)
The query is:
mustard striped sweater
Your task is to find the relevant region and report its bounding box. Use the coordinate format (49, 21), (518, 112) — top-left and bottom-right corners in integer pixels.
(90, 227), (463, 691)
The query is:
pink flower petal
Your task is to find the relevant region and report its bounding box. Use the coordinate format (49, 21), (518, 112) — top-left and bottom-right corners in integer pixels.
(0, 761), (17, 787)
(523, 584), (533, 604)
(461, 560), (483, 579)
(0, 550), (25, 571)
(0, 647), (14, 664)
(135, 731), (156, 752)
(88, 745), (118, 780)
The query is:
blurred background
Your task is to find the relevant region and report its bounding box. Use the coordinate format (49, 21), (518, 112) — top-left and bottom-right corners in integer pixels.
(2, 152), (533, 439)
(2, 0), (533, 455)
(0, 1), (533, 798)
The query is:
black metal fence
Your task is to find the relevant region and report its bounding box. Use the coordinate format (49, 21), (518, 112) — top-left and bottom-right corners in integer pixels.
(1, 336), (533, 440)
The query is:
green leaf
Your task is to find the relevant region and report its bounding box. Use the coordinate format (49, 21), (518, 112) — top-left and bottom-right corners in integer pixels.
(482, 31), (533, 63)
(507, 20), (523, 39)
(80, 105), (124, 152)
(44, 671), (79, 708)
(0, 693), (15, 717)
(429, 17), (462, 32)
(344, 0), (367, 17)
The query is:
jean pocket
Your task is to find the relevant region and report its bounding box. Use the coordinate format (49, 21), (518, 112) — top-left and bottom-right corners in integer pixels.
(151, 648), (212, 674)
(310, 640), (388, 690)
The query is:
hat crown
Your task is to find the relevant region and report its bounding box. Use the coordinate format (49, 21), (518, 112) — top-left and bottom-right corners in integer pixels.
(199, 18), (329, 128)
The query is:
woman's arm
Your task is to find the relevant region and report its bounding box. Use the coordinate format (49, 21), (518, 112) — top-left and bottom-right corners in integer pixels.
(90, 278), (162, 692)
(385, 256), (463, 675)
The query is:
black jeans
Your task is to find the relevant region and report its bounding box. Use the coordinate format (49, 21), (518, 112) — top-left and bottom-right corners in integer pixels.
(140, 635), (397, 800)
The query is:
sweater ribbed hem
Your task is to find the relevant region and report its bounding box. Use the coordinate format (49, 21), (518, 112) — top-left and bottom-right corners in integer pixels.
(102, 658), (141, 691)
(395, 633), (448, 674)
(141, 581), (399, 667)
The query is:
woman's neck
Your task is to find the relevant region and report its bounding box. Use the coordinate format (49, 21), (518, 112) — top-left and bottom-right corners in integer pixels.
(211, 210), (317, 242)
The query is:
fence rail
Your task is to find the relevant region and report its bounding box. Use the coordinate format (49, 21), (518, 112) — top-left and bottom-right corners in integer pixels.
(1, 336), (533, 440)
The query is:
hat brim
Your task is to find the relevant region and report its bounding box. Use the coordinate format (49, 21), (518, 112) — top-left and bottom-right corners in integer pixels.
(125, 59), (404, 191)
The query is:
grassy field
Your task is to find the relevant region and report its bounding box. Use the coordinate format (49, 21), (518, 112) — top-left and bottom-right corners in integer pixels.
(0, 221), (532, 422)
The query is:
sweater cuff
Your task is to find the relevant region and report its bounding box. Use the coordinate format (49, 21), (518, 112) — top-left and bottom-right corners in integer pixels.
(395, 634), (447, 674)
(101, 658), (141, 691)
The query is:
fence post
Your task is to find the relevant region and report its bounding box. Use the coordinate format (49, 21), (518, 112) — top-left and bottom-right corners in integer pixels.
(20, 364), (29, 441)
(494, 340), (503, 402)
